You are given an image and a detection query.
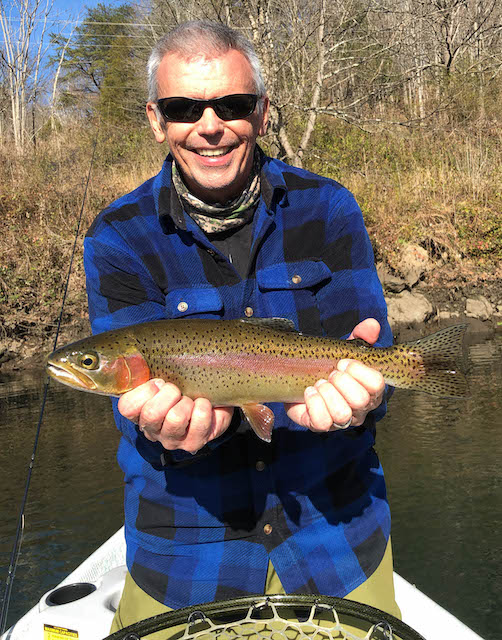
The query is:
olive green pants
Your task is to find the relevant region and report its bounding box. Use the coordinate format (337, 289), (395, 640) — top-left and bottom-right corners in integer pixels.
(111, 539), (401, 638)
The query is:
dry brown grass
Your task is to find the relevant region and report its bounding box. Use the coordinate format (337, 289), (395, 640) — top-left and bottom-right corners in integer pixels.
(1, 117), (500, 365)
(307, 120), (501, 284)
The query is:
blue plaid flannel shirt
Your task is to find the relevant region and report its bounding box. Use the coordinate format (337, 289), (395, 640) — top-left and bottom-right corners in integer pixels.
(84, 150), (393, 608)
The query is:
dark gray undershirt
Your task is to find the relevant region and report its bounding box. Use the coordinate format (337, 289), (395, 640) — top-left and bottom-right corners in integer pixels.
(207, 215), (255, 280)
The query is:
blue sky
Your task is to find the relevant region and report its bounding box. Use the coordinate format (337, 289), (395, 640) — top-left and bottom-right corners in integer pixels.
(0, 0), (138, 99)
(1, 0), (129, 53)
(6, 0), (137, 76)
(52, 0), (125, 20)
(49, 0), (128, 37)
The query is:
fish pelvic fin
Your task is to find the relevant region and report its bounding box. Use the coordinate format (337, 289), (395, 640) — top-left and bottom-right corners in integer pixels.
(241, 403), (275, 443)
(400, 324), (469, 398)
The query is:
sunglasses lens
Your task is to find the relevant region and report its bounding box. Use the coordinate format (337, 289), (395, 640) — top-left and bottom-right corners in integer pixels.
(157, 94), (258, 122)
(158, 98), (203, 122)
(215, 94), (257, 120)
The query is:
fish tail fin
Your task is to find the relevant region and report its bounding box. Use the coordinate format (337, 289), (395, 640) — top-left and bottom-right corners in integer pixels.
(241, 403), (275, 443)
(400, 324), (469, 398)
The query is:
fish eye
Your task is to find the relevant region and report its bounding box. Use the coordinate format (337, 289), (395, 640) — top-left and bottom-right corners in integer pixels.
(79, 353), (99, 370)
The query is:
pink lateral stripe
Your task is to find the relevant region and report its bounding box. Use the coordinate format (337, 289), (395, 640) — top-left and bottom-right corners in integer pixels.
(169, 352), (337, 376)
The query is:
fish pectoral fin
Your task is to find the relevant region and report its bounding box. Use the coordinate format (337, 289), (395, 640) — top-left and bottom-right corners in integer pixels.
(241, 403), (275, 443)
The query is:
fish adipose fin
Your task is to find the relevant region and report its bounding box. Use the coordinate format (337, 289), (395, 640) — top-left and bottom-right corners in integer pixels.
(402, 324), (469, 398)
(241, 403), (275, 443)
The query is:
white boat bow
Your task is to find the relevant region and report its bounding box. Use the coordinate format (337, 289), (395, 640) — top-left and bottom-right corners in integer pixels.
(1, 527), (485, 640)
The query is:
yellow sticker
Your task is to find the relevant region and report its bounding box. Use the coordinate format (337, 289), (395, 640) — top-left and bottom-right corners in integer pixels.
(43, 623), (78, 639)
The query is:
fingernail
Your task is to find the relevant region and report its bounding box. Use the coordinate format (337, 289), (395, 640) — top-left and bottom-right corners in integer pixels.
(305, 386), (318, 398)
(328, 370), (339, 383)
(152, 379), (166, 391)
(337, 359), (351, 372)
(315, 379), (328, 389)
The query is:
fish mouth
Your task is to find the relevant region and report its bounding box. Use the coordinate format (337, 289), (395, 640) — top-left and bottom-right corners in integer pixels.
(47, 363), (97, 391)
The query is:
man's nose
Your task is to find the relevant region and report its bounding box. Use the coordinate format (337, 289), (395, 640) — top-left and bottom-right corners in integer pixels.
(196, 107), (224, 135)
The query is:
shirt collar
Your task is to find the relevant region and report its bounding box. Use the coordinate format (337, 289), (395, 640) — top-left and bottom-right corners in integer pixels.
(154, 146), (288, 233)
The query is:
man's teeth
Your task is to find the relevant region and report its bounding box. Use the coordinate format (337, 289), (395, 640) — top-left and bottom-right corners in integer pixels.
(196, 147), (231, 157)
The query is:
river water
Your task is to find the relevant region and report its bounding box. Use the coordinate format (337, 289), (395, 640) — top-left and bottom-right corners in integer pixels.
(0, 329), (501, 639)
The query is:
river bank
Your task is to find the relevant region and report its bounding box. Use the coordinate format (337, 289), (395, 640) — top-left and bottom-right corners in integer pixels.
(1, 121), (501, 372)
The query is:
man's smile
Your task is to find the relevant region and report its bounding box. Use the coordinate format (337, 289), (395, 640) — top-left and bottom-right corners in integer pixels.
(192, 146), (235, 157)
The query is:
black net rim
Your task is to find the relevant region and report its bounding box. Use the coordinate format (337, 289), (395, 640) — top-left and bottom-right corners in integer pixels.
(105, 593), (426, 640)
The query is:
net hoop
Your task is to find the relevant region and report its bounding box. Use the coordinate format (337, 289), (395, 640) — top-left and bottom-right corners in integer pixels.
(105, 594), (425, 640)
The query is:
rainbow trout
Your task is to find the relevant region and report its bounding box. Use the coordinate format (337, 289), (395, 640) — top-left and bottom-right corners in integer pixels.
(46, 318), (468, 442)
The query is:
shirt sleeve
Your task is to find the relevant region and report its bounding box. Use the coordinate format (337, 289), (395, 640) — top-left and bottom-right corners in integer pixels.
(84, 232), (167, 334)
(323, 187), (392, 341)
(83, 220), (238, 467)
(324, 187), (393, 425)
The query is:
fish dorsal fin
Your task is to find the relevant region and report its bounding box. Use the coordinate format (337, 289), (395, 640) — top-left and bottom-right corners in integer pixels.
(241, 403), (275, 443)
(349, 338), (372, 349)
(238, 317), (297, 332)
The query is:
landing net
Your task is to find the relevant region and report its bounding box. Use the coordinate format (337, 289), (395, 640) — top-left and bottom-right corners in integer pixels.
(106, 595), (425, 640)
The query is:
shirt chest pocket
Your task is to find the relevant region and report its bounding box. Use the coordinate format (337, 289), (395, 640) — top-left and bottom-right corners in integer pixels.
(164, 286), (223, 319)
(256, 260), (332, 335)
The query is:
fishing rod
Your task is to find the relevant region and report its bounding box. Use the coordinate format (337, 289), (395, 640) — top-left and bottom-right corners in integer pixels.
(0, 137), (98, 635)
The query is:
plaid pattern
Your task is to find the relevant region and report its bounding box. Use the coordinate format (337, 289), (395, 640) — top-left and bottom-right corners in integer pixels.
(84, 150), (393, 609)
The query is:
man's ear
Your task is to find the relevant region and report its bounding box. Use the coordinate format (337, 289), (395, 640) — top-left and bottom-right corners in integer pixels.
(258, 96), (270, 137)
(146, 102), (166, 143)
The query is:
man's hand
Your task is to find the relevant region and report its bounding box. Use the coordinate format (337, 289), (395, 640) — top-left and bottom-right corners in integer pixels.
(285, 318), (385, 432)
(118, 380), (234, 454)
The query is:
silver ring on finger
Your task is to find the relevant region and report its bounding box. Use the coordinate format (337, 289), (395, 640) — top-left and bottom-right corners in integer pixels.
(333, 418), (352, 430)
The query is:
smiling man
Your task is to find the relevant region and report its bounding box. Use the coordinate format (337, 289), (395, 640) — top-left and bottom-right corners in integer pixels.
(147, 49), (268, 203)
(83, 20), (400, 636)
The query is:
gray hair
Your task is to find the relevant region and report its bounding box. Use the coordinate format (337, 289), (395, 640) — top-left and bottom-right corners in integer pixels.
(147, 21), (267, 105)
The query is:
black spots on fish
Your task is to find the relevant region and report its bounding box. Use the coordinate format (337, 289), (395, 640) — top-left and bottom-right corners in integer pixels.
(408, 368), (468, 398)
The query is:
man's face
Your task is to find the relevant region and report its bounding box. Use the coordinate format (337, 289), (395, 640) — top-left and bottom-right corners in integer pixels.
(147, 50), (269, 204)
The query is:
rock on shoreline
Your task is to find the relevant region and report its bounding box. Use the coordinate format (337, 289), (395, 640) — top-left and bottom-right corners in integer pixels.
(379, 244), (502, 340)
(385, 289), (501, 341)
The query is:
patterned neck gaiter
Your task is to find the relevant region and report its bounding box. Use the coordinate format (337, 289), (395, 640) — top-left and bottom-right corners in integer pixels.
(171, 148), (261, 234)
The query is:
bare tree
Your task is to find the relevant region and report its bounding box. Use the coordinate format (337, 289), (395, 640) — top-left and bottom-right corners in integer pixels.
(49, 20), (76, 131)
(0, 0), (56, 151)
(394, 0), (501, 114)
(241, 0), (412, 165)
(130, 0), (502, 160)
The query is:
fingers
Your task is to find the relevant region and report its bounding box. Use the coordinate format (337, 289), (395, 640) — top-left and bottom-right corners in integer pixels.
(286, 359), (385, 433)
(118, 379), (177, 424)
(308, 378), (353, 429)
(330, 360), (384, 426)
(117, 380), (234, 454)
(348, 318), (381, 345)
(158, 400), (233, 453)
(158, 396), (206, 452)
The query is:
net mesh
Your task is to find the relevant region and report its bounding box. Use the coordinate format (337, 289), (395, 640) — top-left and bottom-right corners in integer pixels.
(175, 600), (398, 640)
(110, 596), (424, 640)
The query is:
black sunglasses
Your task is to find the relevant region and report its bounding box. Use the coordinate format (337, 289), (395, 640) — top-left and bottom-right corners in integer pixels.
(156, 93), (258, 123)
